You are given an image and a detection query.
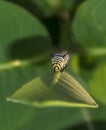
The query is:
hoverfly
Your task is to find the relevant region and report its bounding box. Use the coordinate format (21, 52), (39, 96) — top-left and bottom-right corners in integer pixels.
(7, 35), (98, 108)
(48, 49), (98, 108)
(51, 50), (70, 72)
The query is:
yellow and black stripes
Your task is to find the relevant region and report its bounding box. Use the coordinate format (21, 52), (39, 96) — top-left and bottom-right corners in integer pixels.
(52, 61), (63, 72)
(51, 51), (70, 72)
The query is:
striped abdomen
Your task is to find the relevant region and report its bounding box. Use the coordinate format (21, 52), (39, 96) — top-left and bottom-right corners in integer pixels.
(52, 51), (70, 72)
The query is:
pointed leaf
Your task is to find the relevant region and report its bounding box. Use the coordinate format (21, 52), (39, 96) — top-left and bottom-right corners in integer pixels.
(8, 70), (98, 108)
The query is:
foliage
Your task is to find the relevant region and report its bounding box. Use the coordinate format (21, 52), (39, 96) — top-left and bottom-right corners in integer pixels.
(0, 0), (106, 130)
(8, 70), (98, 108)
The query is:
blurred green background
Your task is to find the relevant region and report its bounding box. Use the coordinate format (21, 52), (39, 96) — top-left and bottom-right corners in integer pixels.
(0, 0), (106, 130)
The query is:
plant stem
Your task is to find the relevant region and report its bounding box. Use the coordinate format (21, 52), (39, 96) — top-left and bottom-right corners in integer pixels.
(81, 108), (95, 130)
(58, 11), (72, 48)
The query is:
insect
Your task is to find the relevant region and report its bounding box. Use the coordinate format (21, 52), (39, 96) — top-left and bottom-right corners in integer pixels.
(51, 50), (70, 72)
(7, 49), (98, 108)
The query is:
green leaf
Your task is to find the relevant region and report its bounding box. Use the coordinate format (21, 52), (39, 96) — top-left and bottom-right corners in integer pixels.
(8, 70), (98, 108)
(72, 0), (106, 48)
(0, 1), (51, 62)
(0, 1), (52, 130)
(88, 57), (106, 104)
(0, 1), (106, 130)
(79, 55), (106, 105)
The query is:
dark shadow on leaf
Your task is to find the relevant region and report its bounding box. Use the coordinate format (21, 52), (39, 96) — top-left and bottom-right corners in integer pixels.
(6, 0), (43, 17)
(8, 36), (52, 60)
(63, 121), (106, 130)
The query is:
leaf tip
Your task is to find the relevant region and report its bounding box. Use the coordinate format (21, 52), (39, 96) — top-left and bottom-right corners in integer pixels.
(6, 97), (20, 103)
